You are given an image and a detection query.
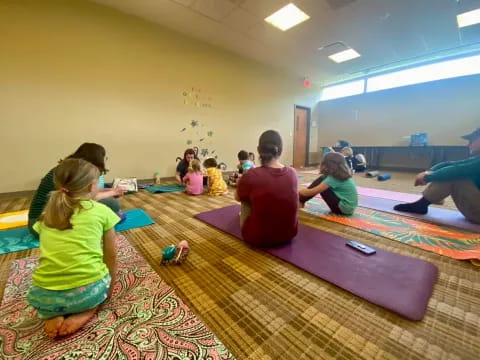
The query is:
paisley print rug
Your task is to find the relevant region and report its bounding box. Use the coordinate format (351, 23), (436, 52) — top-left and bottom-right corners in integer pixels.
(0, 236), (234, 359)
(304, 197), (480, 261)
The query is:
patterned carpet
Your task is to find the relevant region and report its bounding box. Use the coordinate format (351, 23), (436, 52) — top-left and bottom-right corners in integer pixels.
(0, 190), (479, 359)
(0, 235), (234, 359)
(304, 197), (480, 260)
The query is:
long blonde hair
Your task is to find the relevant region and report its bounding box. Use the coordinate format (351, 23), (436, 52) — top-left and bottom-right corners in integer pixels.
(321, 152), (352, 180)
(188, 159), (201, 173)
(40, 158), (99, 230)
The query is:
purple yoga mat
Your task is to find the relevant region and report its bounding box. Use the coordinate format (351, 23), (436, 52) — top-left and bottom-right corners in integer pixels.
(195, 205), (438, 321)
(358, 195), (480, 232)
(302, 183), (421, 203)
(356, 187), (421, 202)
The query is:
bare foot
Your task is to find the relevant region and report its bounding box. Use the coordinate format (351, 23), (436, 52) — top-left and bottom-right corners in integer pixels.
(298, 201), (305, 209)
(58, 307), (98, 336)
(44, 316), (64, 338)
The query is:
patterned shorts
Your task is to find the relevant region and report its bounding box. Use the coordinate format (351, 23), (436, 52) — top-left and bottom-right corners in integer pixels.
(27, 274), (111, 319)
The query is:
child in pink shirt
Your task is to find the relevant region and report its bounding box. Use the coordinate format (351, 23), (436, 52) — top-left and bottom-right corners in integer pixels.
(183, 159), (204, 195)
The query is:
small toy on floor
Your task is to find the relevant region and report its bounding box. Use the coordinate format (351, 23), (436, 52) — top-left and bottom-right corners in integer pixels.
(161, 240), (190, 265)
(366, 171), (379, 178)
(377, 173), (391, 181)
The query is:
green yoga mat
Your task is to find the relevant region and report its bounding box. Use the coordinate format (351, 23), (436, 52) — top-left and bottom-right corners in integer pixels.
(145, 184), (186, 193)
(0, 209), (154, 255)
(0, 227), (39, 255)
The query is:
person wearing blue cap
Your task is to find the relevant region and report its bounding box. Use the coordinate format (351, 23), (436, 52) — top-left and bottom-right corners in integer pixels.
(394, 128), (480, 224)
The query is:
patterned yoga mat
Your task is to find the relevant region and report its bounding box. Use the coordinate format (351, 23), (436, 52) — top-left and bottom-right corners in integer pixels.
(0, 208), (154, 255)
(0, 209), (28, 230)
(0, 236), (234, 359)
(304, 198), (480, 260)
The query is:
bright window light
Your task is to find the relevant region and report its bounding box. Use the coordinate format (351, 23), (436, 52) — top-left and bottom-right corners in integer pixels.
(366, 54), (480, 93)
(328, 48), (361, 63)
(320, 80), (365, 101)
(457, 8), (480, 28)
(264, 3), (310, 31)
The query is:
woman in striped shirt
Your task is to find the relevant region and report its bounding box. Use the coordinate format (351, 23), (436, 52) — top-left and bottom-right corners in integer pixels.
(28, 143), (125, 236)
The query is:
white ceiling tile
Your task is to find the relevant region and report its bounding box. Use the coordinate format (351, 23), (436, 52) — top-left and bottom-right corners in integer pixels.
(240, 0), (290, 19)
(246, 21), (292, 48)
(170, 0), (196, 7)
(223, 8), (261, 33)
(93, 0), (480, 83)
(295, 0), (332, 15)
(191, 0), (237, 22)
(323, 0), (357, 10)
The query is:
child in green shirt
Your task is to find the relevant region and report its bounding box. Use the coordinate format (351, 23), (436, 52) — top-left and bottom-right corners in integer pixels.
(27, 158), (120, 338)
(299, 152), (358, 215)
(228, 150), (255, 186)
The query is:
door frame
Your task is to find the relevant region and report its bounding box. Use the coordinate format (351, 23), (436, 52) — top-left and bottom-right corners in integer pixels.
(293, 105), (311, 168)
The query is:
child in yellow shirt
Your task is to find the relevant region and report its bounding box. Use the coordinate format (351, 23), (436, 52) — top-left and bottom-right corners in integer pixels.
(203, 158), (228, 196)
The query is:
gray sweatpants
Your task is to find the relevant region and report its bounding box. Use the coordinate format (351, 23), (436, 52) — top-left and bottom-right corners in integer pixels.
(423, 180), (480, 224)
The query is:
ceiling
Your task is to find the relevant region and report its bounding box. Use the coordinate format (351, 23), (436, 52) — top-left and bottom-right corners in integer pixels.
(92, 0), (480, 85)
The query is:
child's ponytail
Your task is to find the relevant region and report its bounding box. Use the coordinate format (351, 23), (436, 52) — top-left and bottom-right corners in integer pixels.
(40, 158), (99, 230)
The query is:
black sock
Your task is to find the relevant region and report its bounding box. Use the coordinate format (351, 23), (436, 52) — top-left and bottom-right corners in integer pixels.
(393, 197), (431, 214)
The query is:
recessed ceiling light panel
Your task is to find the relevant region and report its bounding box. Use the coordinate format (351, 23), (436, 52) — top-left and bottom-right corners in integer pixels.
(264, 3), (310, 31)
(328, 48), (361, 63)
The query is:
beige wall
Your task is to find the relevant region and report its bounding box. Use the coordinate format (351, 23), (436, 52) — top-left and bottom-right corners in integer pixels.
(314, 75), (480, 148)
(0, 0), (318, 193)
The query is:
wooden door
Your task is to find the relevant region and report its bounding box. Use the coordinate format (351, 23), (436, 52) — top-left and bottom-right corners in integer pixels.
(293, 106), (309, 168)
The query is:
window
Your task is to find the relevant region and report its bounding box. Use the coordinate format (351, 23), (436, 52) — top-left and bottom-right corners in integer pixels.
(457, 8), (480, 28)
(366, 54), (480, 93)
(320, 79), (365, 101)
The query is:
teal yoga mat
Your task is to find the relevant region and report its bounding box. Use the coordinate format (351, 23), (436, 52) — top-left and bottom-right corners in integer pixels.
(145, 184), (186, 193)
(0, 209), (154, 255)
(115, 209), (155, 232)
(0, 227), (39, 255)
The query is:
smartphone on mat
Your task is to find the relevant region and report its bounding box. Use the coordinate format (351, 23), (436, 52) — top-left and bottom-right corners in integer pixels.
(346, 241), (376, 255)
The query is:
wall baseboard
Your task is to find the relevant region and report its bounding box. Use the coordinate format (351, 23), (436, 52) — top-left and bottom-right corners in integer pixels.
(0, 177), (179, 200)
(0, 174), (234, 200)
(0, 190), (36, 200)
